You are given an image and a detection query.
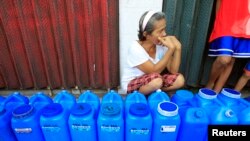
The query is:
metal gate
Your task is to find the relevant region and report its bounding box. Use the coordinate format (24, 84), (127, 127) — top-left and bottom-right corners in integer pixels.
(0, 0), (119, 90)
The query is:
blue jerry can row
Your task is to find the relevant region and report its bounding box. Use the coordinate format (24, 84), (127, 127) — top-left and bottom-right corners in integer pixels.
(171, 88), (250, 141)
(0, 88), (250, 141)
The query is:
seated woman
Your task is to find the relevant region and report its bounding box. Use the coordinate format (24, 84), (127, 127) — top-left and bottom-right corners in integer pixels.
(121, 10), (185, 96)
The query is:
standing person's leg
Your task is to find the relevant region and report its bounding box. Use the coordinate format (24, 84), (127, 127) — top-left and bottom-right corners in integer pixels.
(235, 61), (250, 92)
(213, 57), (235, 93)
(206, 56), (233, 93)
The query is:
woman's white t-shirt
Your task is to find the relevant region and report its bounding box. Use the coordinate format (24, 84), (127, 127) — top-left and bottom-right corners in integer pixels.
(121, 41), (168, 92)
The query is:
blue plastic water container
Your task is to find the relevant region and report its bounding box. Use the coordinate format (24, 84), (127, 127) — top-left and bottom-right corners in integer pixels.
(217, 88), (250, 115)
(53, 90), (76, 111)
(11, 92), (52, 141)
(0, 95), (5, 103)
(177, 107), (209, 141)
(171, 89), (194, 116)
(151, 101), (180, 141)
(148, 89), (170, 112)
(238, 107), (250, 124)
(0, 92), (28, 141)
(191, 88), (223, 116)
(11, 104), (45, 141)
(40, 103), (71, 141)
(210, 106), (238, 125)
(0, 108), (18, 141)
(0, 95), (5, 112)
(78, 90), (100, 118)
(244, 96), (250, 103)
(2, 92), (29, 111)
(171, 89), (194, 106)
(125, 91), (148, 112)
(191, 88), (218, 108)
(97, 103), (124, 141)
(68, 103), (97, 141)
(192, 88), (238, 125)
(29, 92), (53, 111)
(97, 90), (124, 141)
(125, 91), (152, 141)
(101, 90), (124, 110)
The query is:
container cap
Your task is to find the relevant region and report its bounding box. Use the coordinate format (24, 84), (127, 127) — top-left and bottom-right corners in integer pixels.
(225, 109), (234, 117)
(12, 104), (34, 118)
(101, 103), (120, 116)
(41, 103), (63, 117)
(71, 103), (91, 116)
(221, 88), (241, 99)
(198, 88), (217, 99)
(157, 101), (178, 116)
(153, 89), (167, 95)
(129, 103), (149, 117)
(148, 89), (170, 102)
(156, 89), (162, 93)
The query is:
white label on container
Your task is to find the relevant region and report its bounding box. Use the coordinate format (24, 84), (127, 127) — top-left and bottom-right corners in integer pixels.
(72, 124), (91, 131)
(42, 125), (61, 132)
(130, 128), (150, 135)
(101, 124), (120, 132)
(14, 128), (32, 133)
(160, 125), (176, 132)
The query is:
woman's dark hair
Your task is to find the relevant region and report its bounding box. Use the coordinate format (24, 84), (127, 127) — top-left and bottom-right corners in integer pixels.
(138, 11), (166, 41)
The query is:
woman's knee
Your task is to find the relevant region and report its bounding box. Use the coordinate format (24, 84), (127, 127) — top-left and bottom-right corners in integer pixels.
(217, 56), (234, 66)
(243, 72), (250, 79)
(174, 74), (185, 88)
(148, 77), (163, 89)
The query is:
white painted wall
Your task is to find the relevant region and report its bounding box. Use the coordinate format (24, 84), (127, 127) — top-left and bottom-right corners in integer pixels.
(119, 0), (163, 94)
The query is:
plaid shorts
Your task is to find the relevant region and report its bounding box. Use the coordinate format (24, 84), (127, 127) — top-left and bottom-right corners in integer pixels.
(127, 72), (179, 94)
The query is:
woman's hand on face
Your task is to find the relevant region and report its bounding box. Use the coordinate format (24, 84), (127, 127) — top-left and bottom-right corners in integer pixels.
(158, 36), (175, 49)
(158, 36), (181, 50)
(169, 36), (181, 50)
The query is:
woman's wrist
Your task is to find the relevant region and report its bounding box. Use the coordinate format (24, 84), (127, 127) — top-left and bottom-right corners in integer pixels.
(175, 45), (181, 51)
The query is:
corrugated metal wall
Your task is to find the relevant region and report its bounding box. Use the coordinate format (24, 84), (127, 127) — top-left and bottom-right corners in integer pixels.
(163, 0), (215, 87)
(0, 0), (119, 90)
